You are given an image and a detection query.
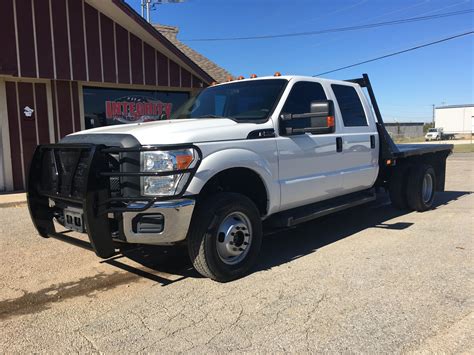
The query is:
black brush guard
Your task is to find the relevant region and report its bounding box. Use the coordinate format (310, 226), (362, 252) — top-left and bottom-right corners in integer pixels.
(27, 143), (201, 258)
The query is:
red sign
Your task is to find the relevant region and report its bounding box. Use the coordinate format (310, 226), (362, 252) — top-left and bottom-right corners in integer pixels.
(105, 96), (172, 124)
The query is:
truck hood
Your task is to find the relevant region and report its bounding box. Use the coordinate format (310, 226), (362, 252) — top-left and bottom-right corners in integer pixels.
(67, 118), (264, 145)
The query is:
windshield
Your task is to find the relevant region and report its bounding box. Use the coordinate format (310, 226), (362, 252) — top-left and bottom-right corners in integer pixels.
(428, 128), (438, 132)
(171, 79), (287, 122)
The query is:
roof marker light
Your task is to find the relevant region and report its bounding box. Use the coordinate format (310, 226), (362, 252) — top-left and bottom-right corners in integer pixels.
(226, 76), (234, 82)
(274, 71), (282, 77)
(211, 81), (218, 86)
(237, 75), (245, 80)
(250, 74), (258, 78)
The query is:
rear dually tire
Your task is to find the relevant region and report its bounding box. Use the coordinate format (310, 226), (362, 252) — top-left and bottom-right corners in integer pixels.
(406, 164), (437, 212)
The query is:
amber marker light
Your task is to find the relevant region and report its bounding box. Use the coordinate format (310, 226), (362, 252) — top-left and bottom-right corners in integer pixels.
(274, 71), (282, 77)
(237, 76), (245, 80)
(211, 81), (218, 86)
(250, 74), (258, 78)
(176, 154), (194, 170)
(327, 116), (335, 127)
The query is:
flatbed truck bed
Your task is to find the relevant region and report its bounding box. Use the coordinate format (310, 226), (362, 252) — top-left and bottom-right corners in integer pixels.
(394, 143), (454, 158)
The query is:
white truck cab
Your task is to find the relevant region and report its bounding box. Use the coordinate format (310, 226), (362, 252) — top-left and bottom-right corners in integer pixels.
(27, 74), (452, 281)
(425, 127), (443, 141)
(425, 127), (455, 141)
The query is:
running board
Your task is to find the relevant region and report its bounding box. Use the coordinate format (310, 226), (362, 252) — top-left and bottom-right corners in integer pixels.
(267, 189), (377, 228)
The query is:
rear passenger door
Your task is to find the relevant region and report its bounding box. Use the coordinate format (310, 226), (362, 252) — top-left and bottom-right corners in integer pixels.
(331, 84), (379, 193)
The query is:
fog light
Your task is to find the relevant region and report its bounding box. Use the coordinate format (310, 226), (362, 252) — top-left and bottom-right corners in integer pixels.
(132, 214), (164, 234)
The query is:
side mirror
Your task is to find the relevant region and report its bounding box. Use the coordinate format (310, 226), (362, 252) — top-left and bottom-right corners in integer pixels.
(281, 100), (335, 135)
(310, 100), (332, 116)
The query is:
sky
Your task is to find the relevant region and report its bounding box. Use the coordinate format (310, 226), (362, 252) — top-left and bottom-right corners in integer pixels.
(126, 0), (473, 123)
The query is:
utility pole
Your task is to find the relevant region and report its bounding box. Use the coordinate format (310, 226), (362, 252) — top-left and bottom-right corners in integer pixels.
(432, 104), (435, 127)
(146, 0), (151, 23)
(140, 0), (187, 23)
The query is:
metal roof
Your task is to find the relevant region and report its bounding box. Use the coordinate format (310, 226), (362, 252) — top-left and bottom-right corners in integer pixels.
(435, 104), (474, 109)
(154, 24), (233, 83)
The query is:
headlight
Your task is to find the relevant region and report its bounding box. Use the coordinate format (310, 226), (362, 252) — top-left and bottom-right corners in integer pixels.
(141, 148), (198, 196)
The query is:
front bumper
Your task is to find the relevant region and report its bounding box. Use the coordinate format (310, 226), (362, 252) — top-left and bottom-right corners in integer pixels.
(27, 143), (201, 258)
(121, 199), (195, 245)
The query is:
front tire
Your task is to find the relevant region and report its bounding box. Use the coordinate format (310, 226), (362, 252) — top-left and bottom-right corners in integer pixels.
(187, 192), (262, 282)
(406, 164), (436, 211)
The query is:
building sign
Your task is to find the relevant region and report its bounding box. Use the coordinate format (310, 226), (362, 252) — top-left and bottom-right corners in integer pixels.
(105, 96), (172, 123)
(83, 87), (189, 129)
(23, 106), (34, 119)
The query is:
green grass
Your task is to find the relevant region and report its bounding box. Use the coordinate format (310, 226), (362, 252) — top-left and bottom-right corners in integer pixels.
(453, 144), (474, 153)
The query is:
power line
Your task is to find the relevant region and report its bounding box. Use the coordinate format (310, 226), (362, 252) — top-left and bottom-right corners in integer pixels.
(183, 9), (473, 42)
(313, 30), (474, 76)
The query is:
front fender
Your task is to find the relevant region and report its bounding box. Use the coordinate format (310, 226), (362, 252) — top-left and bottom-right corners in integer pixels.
(186, 146), (280, 216)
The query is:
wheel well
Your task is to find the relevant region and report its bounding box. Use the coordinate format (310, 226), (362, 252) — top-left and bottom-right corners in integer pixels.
(198, 168), (269, 216)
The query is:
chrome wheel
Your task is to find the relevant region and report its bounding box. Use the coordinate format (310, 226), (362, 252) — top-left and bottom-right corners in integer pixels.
(216, 212), (252, 265)
(422, 173), (434, 203)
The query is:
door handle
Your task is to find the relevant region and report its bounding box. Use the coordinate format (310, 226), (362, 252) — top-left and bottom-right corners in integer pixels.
(336, 137), (343, 152)
(370, 135), (376, 149)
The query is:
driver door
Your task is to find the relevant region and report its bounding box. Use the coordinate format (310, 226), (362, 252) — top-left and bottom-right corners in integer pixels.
(276, 81), (344, 211)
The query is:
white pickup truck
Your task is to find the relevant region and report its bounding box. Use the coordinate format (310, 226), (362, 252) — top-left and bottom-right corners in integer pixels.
(27, 74), (452, 282)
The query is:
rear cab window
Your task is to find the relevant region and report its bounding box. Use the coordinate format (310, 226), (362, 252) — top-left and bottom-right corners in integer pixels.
(331, 84), (368, 127)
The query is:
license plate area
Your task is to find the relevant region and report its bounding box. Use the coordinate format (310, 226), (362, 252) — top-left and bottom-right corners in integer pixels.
(64, 207), (85, 233)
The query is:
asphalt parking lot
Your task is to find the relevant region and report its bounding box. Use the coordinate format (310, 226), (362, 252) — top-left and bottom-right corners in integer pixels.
(1, 153), (472, 353)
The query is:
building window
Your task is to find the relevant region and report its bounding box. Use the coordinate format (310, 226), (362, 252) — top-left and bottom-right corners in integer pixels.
(83, 86), (190, 129)
(331, 84), (368, 127)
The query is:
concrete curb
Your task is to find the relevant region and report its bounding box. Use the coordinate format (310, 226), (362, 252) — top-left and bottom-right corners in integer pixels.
(0, 201), (28, 208)
(0, 193), (27, 208)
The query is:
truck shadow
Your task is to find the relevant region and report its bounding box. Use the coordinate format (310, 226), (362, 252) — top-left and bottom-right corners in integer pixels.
(104, 245), (198, 283)
(110, 190), (470, 281)
(256, 190), (470, 272)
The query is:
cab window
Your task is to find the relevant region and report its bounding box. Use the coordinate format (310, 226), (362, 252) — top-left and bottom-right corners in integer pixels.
(281, 81), (328, 130)
(331, 84), (368, 127)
